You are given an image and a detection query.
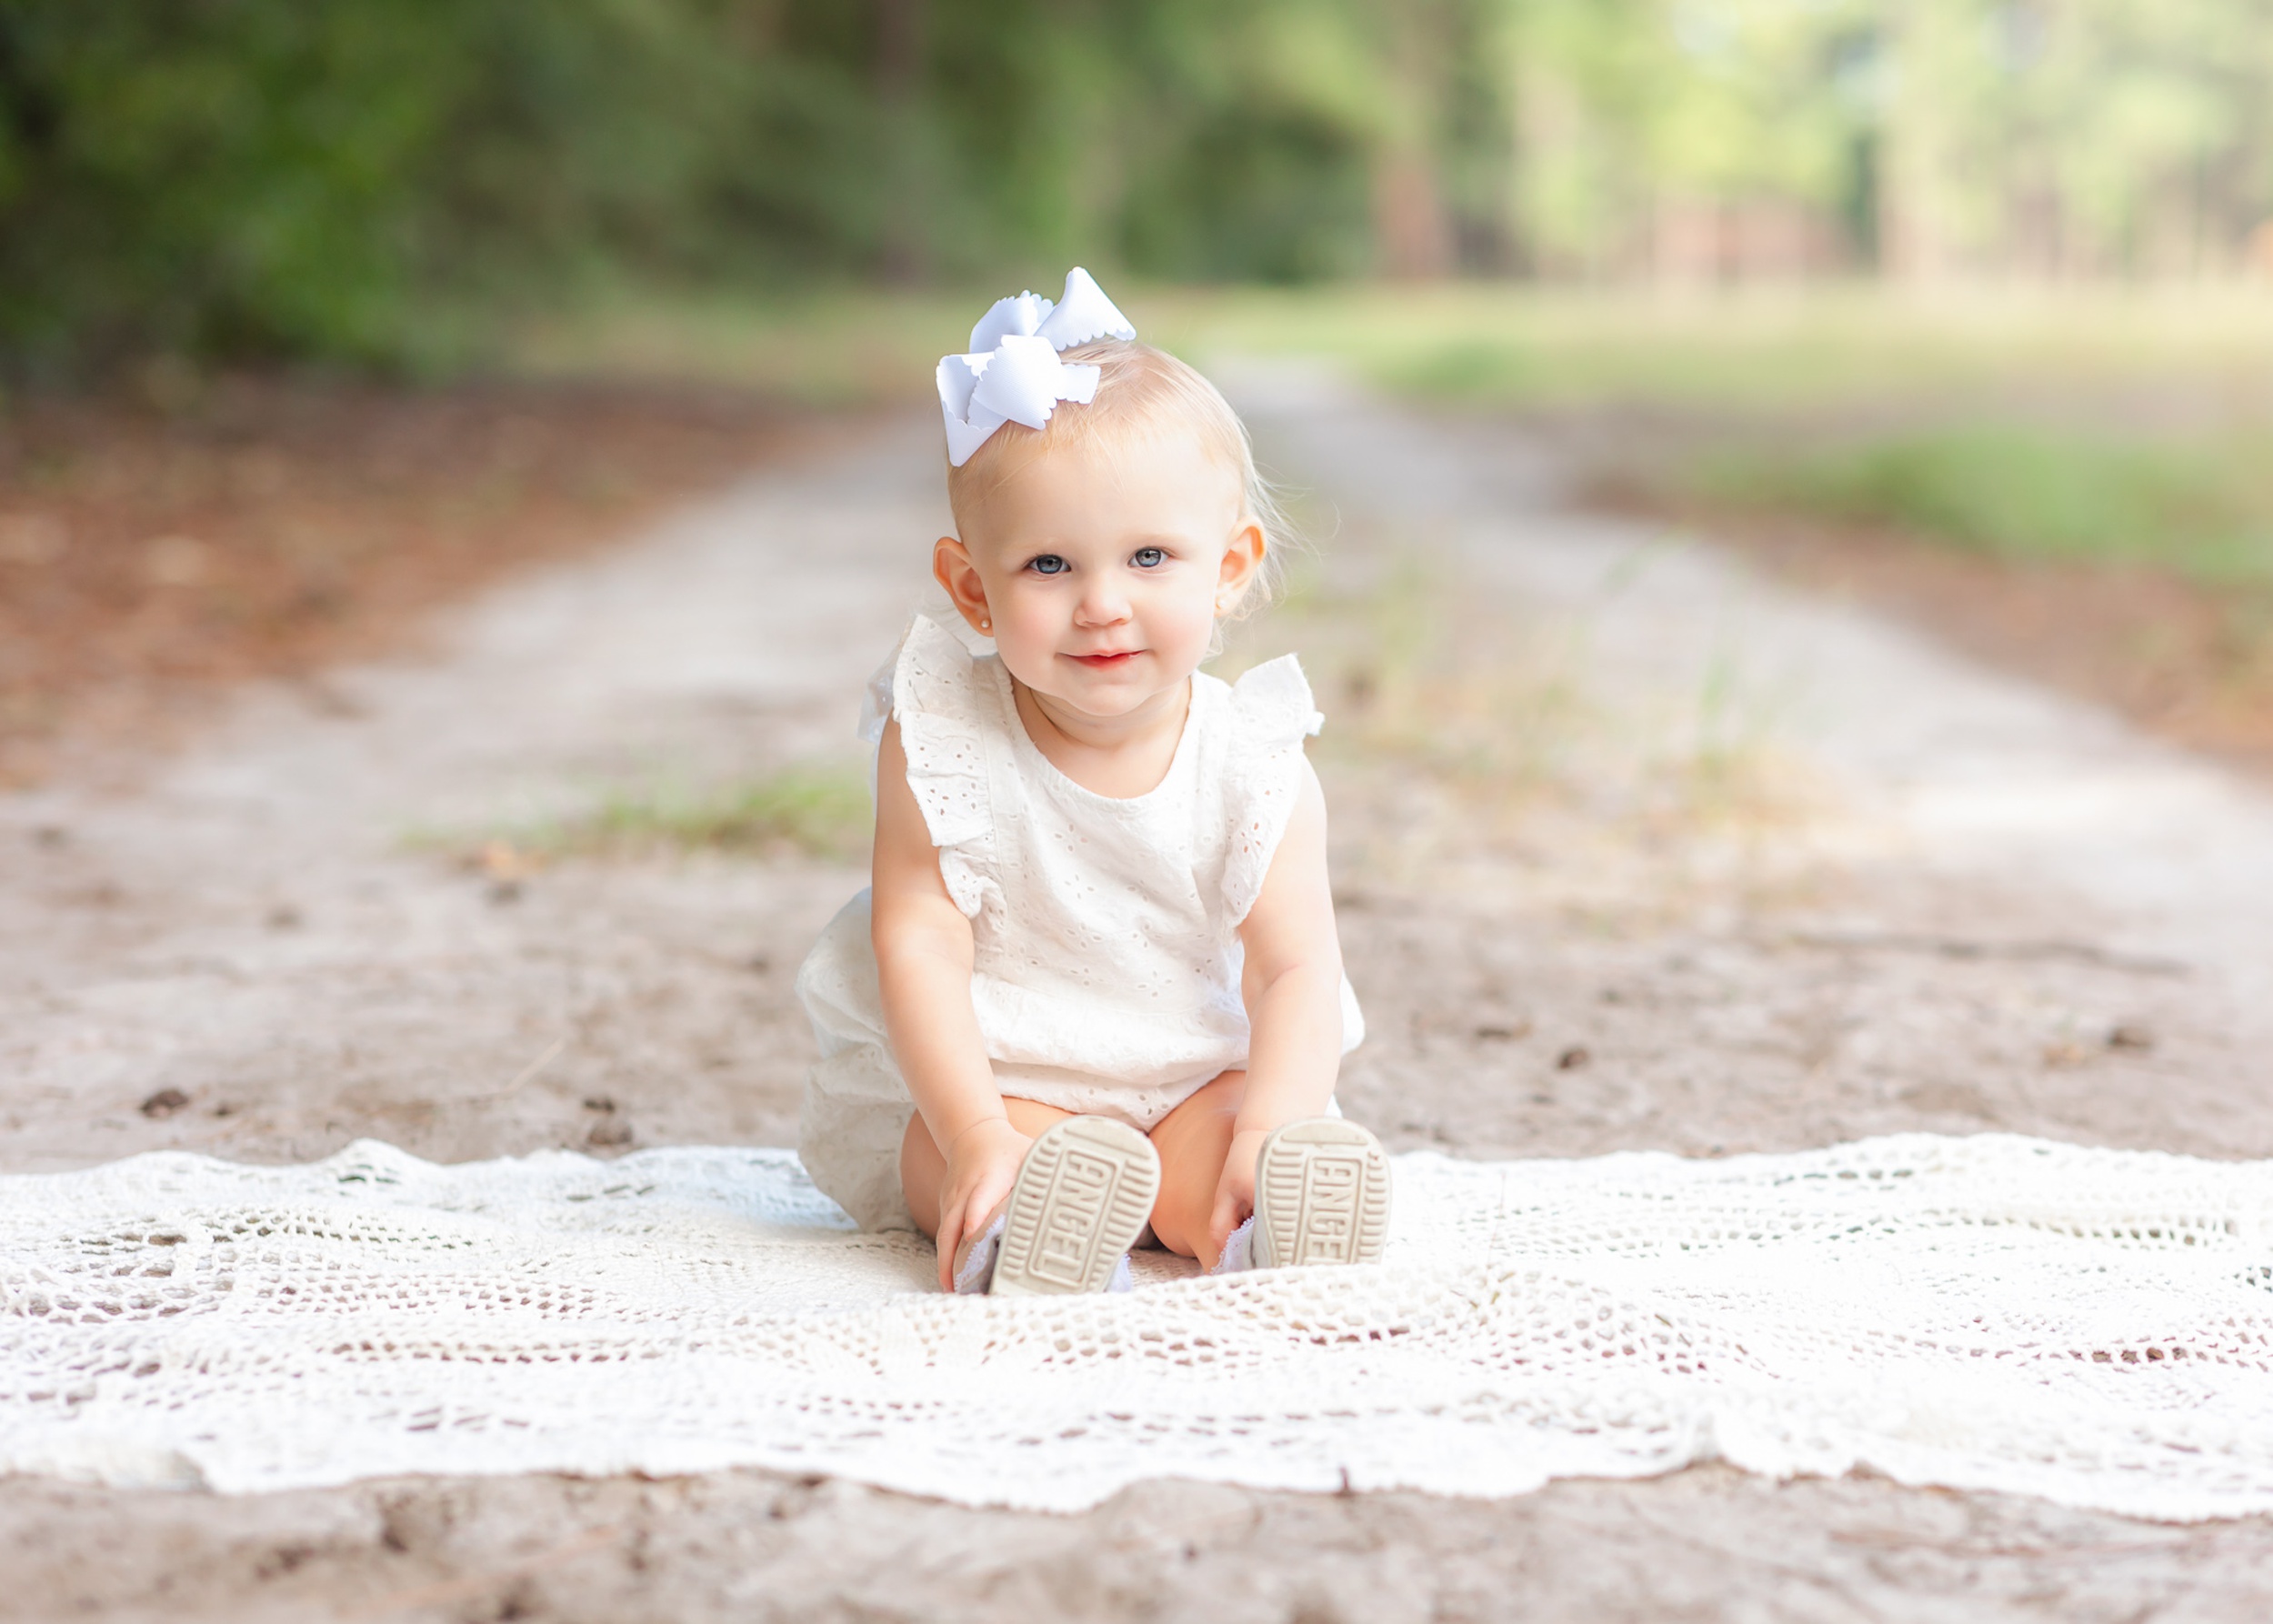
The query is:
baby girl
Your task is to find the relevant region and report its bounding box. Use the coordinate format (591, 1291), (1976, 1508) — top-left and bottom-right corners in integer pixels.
(796, 268), (1390, 1295)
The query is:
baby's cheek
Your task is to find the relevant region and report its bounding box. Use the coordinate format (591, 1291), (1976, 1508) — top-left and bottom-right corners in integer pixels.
(1162, 586), (1221, 655)
(992, 615), (1059, 686)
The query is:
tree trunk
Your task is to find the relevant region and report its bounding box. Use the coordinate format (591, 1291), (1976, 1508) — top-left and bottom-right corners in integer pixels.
(875, 0), (931, 285)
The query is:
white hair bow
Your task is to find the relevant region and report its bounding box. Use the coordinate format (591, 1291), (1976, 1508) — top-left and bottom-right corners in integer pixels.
(936, 266), (1136, 466)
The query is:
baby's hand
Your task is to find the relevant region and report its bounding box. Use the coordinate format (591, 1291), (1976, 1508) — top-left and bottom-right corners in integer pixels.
(936, 1117), (1032, 1291)
(1206, 1127), (1270, 1268)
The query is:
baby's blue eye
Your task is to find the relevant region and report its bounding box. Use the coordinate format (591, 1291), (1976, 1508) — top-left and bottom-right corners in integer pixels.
(1131, 546), (1166, 568)
(1029, 555), (1068, 576)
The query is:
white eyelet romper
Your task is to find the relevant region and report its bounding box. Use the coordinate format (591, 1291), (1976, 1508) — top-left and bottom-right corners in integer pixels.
(794, 612), (1366, 1232)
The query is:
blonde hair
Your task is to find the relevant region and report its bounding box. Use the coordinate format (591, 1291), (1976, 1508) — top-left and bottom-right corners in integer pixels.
(945, 340), (1291, 615)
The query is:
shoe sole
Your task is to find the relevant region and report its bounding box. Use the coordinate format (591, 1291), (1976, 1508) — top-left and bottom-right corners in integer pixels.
(990, 1118), (1160, 1297)
(1254, 1118), (1392, 1268)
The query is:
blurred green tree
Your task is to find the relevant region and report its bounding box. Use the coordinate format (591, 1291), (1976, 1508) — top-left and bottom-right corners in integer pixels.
(0, 1), (760, 368)
(0, 0), (2268, 373)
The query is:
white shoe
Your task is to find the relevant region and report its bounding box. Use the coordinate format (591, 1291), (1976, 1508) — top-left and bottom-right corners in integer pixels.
(981, 1117), (1159, 1297)
(955, 1210), (1136, 1294)
(1249, 1118), (1392, 1269)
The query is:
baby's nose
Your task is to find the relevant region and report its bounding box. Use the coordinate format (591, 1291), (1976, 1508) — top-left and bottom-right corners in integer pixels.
(1075, 584), (1131, 624)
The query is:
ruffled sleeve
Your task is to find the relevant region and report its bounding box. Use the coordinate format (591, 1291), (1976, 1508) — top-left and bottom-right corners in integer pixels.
(1219, 655), (1324, 925)
(885, 614), (996, 918)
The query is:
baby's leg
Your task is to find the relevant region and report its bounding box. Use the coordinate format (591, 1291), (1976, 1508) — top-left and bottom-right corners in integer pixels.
(898, 1098), (1073, 1240)
(1145, 1069), (1246, 1264)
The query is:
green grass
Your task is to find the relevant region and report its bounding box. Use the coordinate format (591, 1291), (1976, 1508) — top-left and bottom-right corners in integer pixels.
(506, 282), (2273, 418)
(1686, 424), (2273, 586)
(1165, 284), (2273, 416)
(507, 764), (872, 861)
(507, 286), (982, 406)
(506, 280), (2273, 591)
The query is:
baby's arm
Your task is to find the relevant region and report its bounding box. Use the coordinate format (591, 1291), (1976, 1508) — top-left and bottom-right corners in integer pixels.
(1212, 758), (1347, 1256)
(871, 718), (1026, 1288)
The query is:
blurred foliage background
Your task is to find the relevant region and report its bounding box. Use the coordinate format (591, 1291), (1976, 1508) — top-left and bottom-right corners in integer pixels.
(3, 0), (2271, 376)
(2, 0), (2271, 789)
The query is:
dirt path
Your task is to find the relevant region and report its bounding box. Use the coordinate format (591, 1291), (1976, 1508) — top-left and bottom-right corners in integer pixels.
(6, 376), (2273, 1621)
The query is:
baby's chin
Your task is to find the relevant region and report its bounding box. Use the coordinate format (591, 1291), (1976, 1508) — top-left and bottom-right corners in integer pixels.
(1039, 678), (1185, 721)
(1017, 657), (1194, 720)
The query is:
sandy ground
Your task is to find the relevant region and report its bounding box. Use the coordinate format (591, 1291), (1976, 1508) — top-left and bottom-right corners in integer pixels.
(0, 379), (802, 787)
(5, 373), (2273, 1621)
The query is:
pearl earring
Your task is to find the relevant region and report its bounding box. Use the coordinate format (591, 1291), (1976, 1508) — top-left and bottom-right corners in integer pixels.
(979, 617), (991, 631)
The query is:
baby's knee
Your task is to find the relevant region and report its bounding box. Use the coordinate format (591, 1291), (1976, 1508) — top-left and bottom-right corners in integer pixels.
(1147, 1173), (1217, 1259)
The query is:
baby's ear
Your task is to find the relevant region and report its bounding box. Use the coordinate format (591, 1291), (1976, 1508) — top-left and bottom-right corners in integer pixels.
(933, 536), (993, 634)
(1216, 519), (1267, 616)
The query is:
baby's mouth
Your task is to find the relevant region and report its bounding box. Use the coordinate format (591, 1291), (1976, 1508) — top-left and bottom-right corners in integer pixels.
(1066, 649), (1141, 667)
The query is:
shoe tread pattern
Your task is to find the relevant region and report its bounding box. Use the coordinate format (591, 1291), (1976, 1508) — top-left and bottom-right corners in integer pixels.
(1255, 1120), (1392, 1269)
(991, 1118), (1159, 1297)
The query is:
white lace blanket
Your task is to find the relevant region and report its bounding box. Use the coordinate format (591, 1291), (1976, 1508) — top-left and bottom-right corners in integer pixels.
(5, 1135), (2269, 1519)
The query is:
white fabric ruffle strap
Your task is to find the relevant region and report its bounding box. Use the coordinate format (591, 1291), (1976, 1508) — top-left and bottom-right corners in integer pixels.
(936, 266), (1136, 466)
